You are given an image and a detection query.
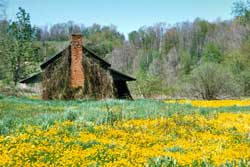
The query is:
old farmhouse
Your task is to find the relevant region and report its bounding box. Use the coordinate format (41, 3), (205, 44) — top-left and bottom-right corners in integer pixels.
(20, 34), (136, 100)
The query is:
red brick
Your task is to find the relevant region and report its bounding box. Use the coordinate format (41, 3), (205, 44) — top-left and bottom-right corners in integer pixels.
(70, 34), (84, 88)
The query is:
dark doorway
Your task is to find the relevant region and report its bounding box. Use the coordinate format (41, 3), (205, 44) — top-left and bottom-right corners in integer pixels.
(113, 81), (133, 99)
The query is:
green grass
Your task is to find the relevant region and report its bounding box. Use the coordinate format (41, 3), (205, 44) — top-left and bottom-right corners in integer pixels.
(1, 95), (250, 134)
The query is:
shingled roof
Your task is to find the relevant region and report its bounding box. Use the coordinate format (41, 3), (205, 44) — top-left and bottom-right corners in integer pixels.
(21, 44), (135, 84)
(19, 72), (42, 84)
(109, 68), (135, 81)
(40, 46), (111, 70)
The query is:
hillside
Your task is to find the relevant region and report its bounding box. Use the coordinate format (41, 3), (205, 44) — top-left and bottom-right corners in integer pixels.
(32, 20), (250, 99)
(1, 4), (250, 99)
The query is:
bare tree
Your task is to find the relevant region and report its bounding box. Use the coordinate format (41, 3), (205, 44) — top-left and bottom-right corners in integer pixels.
(153, 23), (166, 53)
(106, 42), (137, 74)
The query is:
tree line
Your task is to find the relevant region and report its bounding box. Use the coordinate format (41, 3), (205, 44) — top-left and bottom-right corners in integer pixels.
(0, 0), (250, 99)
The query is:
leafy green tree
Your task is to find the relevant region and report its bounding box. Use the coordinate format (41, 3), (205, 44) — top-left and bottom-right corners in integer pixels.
(232, 0), (250, 40)
(0, 21), (8, 80)
(223, 50), (246, 74)
(83, 24), (125, 57)
(180, 50), (192, 75)
(0, 1), (8, 79)
(128, 31), (141, 48)
(202, 42), (223, 63)
(240, 69), (250, 96)
(7, 7), (36, 84)
(190, 19), (213, 63)
(232, 1), (250, 26)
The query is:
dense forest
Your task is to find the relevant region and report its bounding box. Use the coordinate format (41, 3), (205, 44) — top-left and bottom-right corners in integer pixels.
(1, 0), (250, 99)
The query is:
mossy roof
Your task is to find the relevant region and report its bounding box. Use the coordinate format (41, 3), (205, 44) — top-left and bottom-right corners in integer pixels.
(40, 45), (111, 70)
(21, 45), (135, 84)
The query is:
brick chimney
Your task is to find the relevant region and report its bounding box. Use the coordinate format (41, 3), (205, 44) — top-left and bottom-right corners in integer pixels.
(70, 34), (84, 88)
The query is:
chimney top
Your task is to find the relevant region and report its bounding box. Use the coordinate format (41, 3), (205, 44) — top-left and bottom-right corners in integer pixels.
(70, 34), (83, 48)
(71, 33), (82, 37)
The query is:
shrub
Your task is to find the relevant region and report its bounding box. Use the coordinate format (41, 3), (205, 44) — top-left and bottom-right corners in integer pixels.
(130, 71), (170, 98)
(239, 69), (250, 96)
(178, 62), (241, 99)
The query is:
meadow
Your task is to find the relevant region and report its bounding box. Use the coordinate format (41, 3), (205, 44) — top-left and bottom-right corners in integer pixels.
(1, 95), (250, 166)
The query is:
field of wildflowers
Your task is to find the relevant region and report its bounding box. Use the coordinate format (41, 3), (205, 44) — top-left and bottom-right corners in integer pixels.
(0, 96), (250, 166)
(166, 99), (250, 108)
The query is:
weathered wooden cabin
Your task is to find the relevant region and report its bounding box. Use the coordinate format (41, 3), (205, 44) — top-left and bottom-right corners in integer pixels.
(20, 34), (135, 100)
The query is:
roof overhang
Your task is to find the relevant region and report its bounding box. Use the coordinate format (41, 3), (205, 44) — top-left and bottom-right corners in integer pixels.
(19, 72), (42, 84)
(109, 68), (136, 81)
(40, 46), (69, 70)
